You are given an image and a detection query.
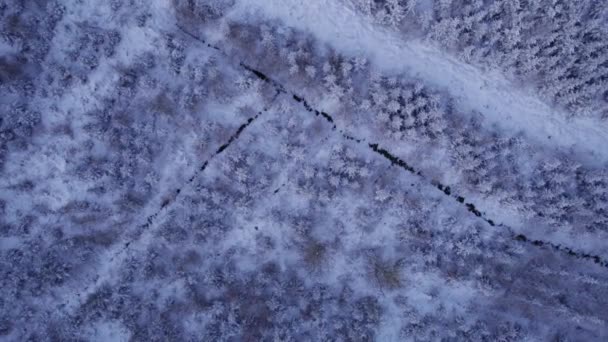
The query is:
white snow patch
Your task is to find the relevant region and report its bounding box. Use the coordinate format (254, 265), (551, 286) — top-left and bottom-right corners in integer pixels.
(0, 39), (17, 56)
(84, 320), (131, 342)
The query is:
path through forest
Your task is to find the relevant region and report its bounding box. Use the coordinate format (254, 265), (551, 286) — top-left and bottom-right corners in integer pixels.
(227, 0), (608, 167)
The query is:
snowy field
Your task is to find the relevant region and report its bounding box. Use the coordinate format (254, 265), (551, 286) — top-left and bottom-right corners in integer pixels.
(1, 0), (608, 340)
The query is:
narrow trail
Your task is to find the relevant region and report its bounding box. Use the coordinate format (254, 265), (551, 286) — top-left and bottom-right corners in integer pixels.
(228, 0), (608, 167)
(57, 85), (280, 314)
(174, 26), (608, 270)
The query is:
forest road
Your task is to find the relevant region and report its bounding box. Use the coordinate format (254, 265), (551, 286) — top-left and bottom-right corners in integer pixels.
(229, 0), (608, 167)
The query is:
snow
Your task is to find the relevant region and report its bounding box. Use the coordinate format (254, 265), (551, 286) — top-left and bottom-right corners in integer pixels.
(227, 0), (608, 167)
(0, 39), (17, 55)
(83, 320), (131, 342)
(3, 0), (608, 340)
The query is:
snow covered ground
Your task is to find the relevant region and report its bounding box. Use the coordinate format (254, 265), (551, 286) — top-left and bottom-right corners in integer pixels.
(1, 0), (608, 340)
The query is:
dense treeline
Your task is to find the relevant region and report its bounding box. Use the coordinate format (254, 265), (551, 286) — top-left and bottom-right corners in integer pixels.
(354, 0), (608, 118)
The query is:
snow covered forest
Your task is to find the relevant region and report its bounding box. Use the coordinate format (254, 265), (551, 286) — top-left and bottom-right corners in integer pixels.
(1, 0), (607, 340)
